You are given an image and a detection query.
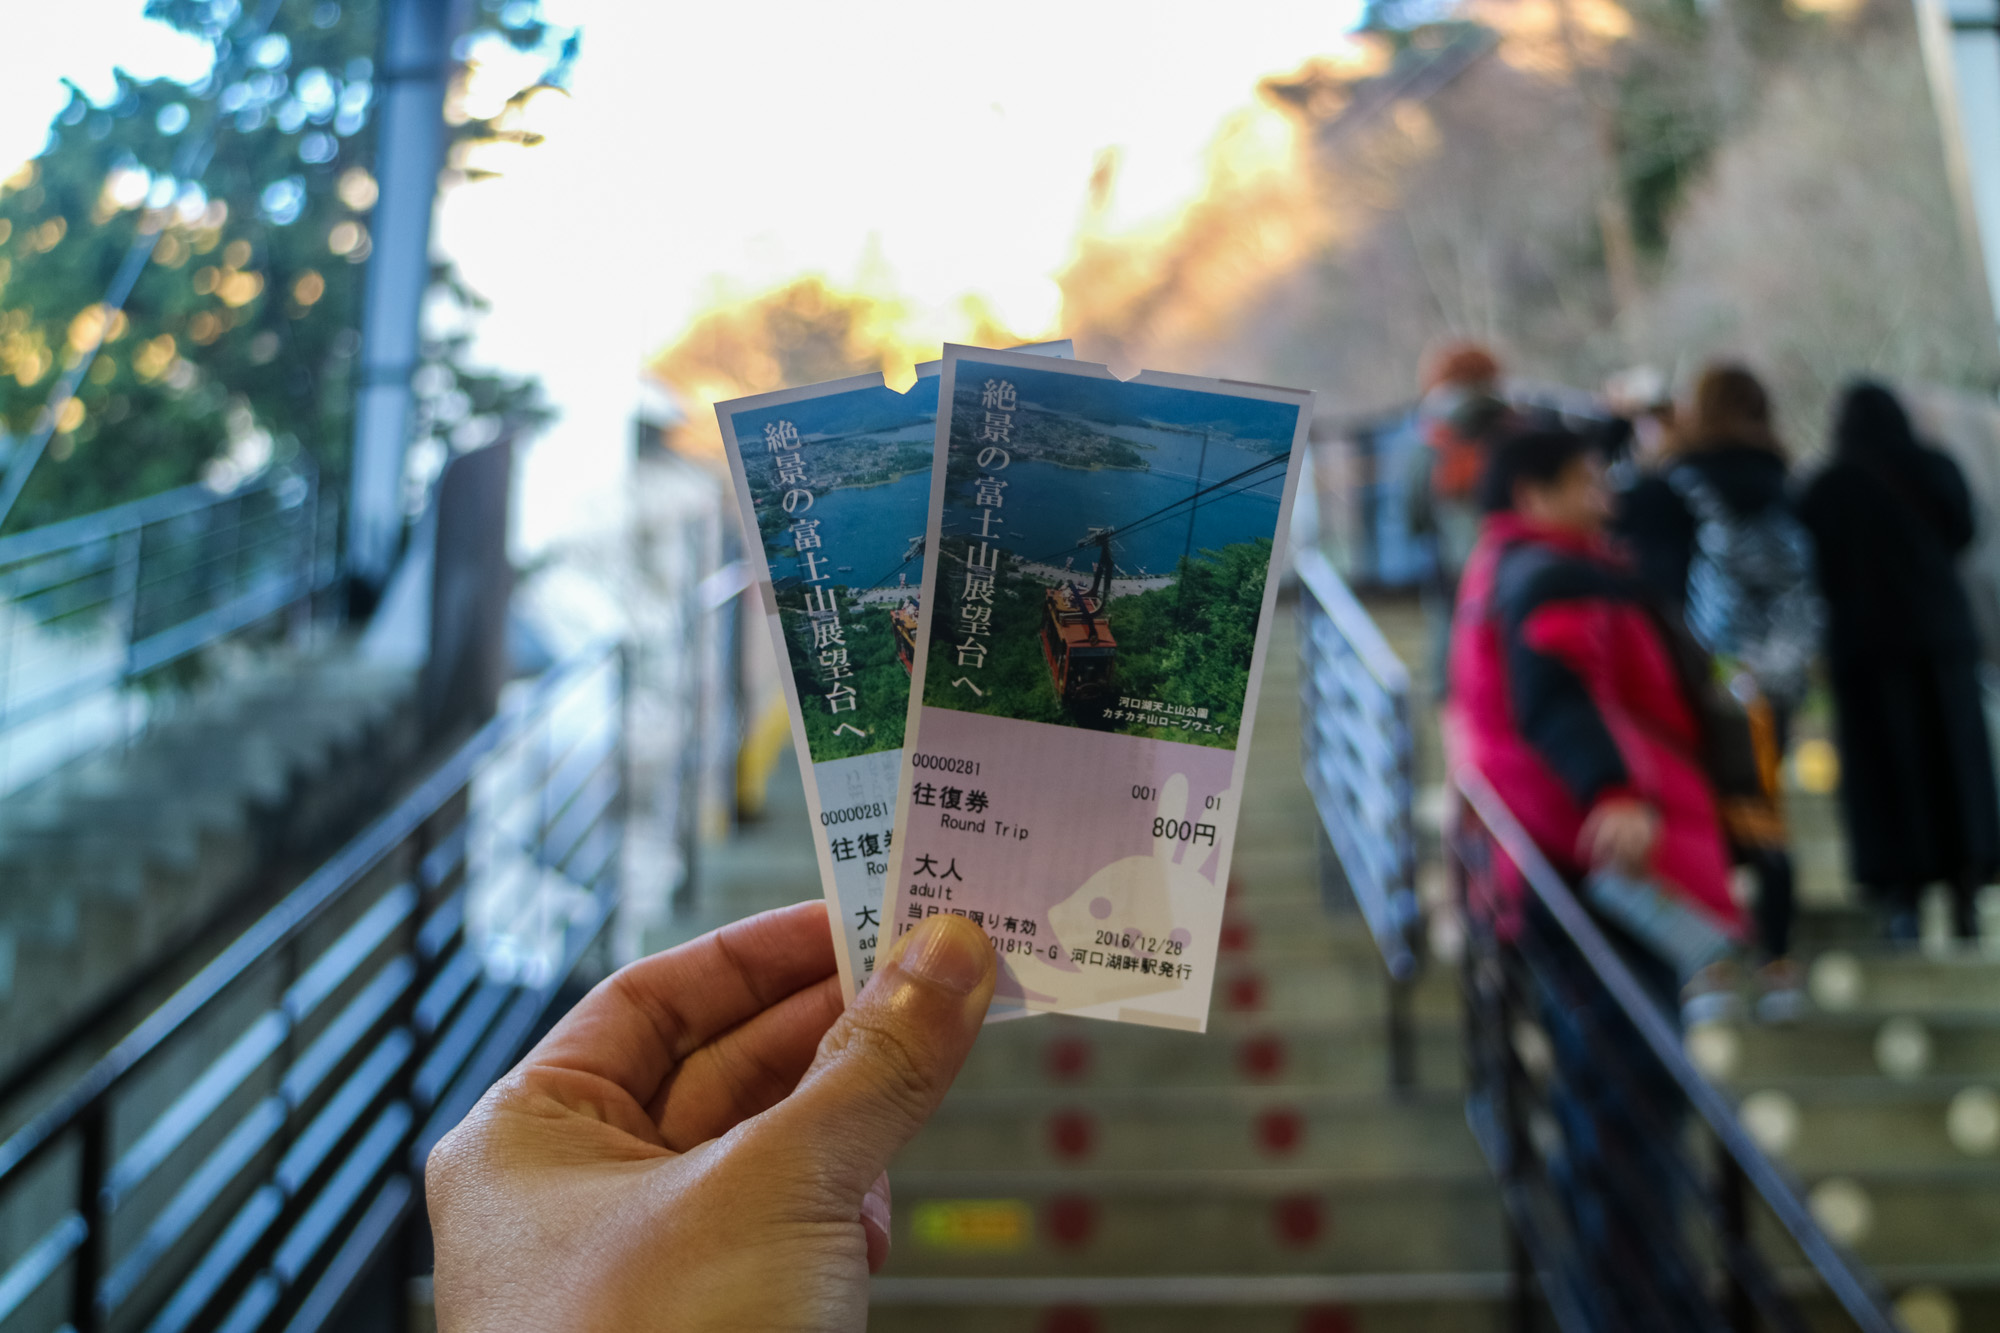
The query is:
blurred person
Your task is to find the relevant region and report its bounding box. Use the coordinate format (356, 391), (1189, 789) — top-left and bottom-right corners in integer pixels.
(1405, 340), (1513, 697)
(1614, 363), (1818, 1018)
(1799, 382), (1999, 942)
(426, 907), (998, 1332)
(1594, 364), (1677, 482)
(1447, 428), (1746, 1323)
(1447, 427), (1745, 1019)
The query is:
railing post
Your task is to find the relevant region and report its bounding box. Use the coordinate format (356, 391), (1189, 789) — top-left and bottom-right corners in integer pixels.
(71, 1102), (109, 1333)
(1508, 1223), (1537, 1333)
(1718, 1148), (1755, 1332)
(1386, 974), (1417, 1093)
(290, 469), (318, 647)
(113, 526), (143, 678)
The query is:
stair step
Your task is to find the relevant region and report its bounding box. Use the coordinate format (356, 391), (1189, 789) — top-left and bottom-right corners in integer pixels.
(1207, 965), (1457, 1022)
(877, 1172), (1502, 1278)
(907, 1089), (1480, 1176)
(956, 1016), (1462, 1093)
(1729, 1082), (2000, 1173)
(1697, 1015), (2000, 1083)
(1752, 1171), (2000, 1270)
(1799, 947), (2000, 1013)
(865, 1288), (1504, 1333)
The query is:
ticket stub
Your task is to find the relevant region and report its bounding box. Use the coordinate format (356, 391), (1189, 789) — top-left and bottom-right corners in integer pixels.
(889, 346), (1311, 1030)
(715, 345), (1069, 998)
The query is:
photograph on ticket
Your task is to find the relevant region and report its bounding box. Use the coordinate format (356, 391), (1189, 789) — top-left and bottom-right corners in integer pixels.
(714, 345), (1070, 999)
(890, 345), (1312, 1031)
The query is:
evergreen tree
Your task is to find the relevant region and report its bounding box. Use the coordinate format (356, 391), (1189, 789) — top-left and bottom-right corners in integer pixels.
(0, 0), (570, 533)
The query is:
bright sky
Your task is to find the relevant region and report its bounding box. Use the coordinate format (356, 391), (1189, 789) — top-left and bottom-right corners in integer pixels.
(443, 0), (1366, 547)
(0, 1), (213, 169)
(1, 0), (1367, 549)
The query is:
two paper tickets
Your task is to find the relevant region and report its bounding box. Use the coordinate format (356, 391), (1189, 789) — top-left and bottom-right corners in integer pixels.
(717, 345), (1311, 1031)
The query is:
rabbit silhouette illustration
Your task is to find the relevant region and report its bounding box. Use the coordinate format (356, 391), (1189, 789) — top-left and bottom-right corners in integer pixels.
(1002, 772), (1216, 1008)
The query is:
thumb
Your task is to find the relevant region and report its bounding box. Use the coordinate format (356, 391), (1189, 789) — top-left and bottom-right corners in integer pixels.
(754, 914), (996, 1202)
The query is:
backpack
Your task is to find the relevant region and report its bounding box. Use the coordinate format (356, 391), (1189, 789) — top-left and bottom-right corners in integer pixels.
(1668, 466), (1822, 707)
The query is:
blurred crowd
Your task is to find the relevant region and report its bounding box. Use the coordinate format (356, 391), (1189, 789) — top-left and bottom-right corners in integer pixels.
(1415, 342), (1999, 1026)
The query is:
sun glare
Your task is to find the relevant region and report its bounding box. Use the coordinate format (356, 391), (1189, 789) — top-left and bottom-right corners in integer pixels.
(435, 0), (1366, 548)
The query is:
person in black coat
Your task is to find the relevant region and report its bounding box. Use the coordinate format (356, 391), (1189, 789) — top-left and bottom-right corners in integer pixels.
(1799, 381), (2000, 940)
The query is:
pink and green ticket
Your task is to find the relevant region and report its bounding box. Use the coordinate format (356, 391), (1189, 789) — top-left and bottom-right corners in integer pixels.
(890, 346), (1312, 1030)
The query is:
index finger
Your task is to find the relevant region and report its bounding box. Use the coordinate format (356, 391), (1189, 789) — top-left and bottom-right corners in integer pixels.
(523, 901), (839, 1106)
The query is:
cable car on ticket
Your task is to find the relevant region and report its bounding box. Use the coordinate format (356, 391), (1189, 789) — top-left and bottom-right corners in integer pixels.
(1040, 534), (1119, 700)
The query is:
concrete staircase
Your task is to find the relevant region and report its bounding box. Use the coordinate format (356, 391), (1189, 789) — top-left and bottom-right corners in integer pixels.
(0, 648), (417, 1087)
(665, 588), (2000, 1330)
(1695, 795), (2000, 1328)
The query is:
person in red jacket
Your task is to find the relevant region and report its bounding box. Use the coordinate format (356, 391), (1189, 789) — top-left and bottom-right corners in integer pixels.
(1446, 428), (1745, 981)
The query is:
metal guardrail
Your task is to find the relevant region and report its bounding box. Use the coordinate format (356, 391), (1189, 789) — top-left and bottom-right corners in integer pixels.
(1451, 767), (1901, 1333)
(1295, 546), (1420, 984)
(0, 643), (624, 1333)
(0, 468), (333, 797)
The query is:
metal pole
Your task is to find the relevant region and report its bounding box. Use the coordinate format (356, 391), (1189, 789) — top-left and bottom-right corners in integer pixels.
(346, 0), (469, 607)
(72, 1104), (108, 1333)
(1386, 974), (1417, 1092)
(1718, 1150), (1755, 1333)
(1913, 0), (2000, 352)
(1508, 1224), (1537, 1333)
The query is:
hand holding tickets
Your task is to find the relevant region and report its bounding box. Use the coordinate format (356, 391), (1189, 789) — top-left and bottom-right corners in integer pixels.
(427, 906), (997, 1332)
(718, 345), (1309, 1031)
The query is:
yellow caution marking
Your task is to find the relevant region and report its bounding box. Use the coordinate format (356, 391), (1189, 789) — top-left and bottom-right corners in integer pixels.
(909, 1199), (1032, 1253)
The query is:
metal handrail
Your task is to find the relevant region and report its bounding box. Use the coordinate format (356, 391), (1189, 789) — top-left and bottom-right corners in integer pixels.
(0, 643), (626, 1333)
(1452, 766), (1901, 1333)
(0, 468), (327, 796)
(1295, 546), (1420, 983)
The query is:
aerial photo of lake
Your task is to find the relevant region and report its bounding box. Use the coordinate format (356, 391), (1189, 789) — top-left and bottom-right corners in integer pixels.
(962, 424), (1287, 576)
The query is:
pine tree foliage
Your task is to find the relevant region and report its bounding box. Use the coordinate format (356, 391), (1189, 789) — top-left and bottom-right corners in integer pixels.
(0, 0), (570, 534)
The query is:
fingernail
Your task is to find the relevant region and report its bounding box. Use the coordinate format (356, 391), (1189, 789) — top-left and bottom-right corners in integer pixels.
(888, 916), (990, 995)
(861, 1182), (892, 1235)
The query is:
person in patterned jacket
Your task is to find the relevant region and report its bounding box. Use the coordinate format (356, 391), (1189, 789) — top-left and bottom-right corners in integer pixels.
(1615, 363), (1814, 1016)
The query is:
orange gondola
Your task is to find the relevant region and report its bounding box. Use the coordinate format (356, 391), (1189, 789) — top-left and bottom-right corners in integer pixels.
(891, 599), (919, 675)
(1040, 534), (1118, 700)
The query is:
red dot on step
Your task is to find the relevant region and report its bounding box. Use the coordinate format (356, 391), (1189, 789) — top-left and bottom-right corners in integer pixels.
(1274, 1194), (1325, 1246)
(1239, 1034), (1286, 1080)
(1220, 920), (1252, 954)
(1045, 1195), (1098, 1249)
(1227, 973), (1265, 1012)
(1300, 1306), (1358, 1333)
(1257, 1107), (1306, 1155)
(1046, 1037), (1092, 1083)
(1049, 1110), (1096, 1160)
(1041, 1306), (1101, 1333)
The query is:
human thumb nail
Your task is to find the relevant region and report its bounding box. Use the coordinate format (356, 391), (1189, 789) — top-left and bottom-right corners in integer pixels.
(884, 913), (993, 996)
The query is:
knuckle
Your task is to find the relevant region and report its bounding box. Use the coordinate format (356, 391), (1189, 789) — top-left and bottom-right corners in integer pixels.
(423, 1073), (521, 1191)
(822, 1013), (943, 1123)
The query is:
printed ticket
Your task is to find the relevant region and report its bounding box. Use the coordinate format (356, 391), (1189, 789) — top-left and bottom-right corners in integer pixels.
(889, 346), (1311, 1030)
(715, 344), (1069, 999)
